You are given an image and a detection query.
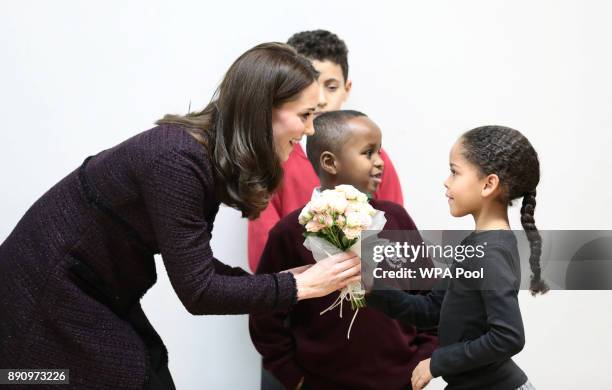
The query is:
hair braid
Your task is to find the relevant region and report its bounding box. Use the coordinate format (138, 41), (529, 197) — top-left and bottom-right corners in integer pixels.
(520, 190), (549, 295)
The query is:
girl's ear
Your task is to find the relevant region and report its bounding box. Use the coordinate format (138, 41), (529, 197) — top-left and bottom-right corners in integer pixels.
(320, 151), (338, 175)
(481, 173), (501, 198)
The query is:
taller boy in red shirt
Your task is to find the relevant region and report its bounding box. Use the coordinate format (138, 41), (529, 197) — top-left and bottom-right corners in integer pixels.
(248, 30), (404, 271)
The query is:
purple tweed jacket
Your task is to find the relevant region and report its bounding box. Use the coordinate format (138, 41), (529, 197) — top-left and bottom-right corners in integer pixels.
(0, 124), (297, 389)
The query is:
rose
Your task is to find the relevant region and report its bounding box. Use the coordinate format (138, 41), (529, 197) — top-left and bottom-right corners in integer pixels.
(357, 193), (368, 203)
(342, 227), (362, 240)
(336, 215), (346, 228)
(298, 207), (313, 225)
(335, 184), (361, 200)
(328, 193), (348, 214)
(305, 212), (334, 232)
(310, 197), (328, 213)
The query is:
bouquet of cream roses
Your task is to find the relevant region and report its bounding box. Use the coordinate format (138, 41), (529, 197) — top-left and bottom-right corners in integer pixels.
(298, 184), (386, 338)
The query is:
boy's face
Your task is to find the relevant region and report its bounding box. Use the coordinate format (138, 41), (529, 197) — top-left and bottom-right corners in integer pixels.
(311, 60), (352, 115)
(334, 117), (384, 194)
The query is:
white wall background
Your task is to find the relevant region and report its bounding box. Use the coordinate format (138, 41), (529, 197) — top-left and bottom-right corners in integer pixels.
(2, 1), (611, 389)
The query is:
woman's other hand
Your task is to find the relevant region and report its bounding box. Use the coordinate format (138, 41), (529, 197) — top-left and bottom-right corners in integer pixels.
(283, 264), (313, 275)
(411, 358), (433, 390)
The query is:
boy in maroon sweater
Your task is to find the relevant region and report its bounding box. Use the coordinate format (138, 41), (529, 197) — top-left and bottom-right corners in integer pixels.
(249, 111), (437, 390)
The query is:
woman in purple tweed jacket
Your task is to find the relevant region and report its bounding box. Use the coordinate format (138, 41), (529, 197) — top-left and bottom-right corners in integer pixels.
(0, 43), (361, 389)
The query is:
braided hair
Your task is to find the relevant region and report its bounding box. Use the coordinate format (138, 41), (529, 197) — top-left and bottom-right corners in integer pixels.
(461, 125), (549, 295)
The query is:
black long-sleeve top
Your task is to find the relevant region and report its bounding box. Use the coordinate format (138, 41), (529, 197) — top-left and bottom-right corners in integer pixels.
(367, 230), (528, 390)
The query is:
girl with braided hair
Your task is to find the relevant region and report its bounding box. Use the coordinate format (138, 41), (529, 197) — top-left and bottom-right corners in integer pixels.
(456, 125), (549, 296)
(367, 125), (547, 390)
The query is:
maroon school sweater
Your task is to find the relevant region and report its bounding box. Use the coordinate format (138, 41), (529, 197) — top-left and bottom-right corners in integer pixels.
(249, 199), (438, 390)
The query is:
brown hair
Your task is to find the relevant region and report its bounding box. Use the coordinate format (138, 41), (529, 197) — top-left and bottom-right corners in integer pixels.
(157, 42), (318, 219)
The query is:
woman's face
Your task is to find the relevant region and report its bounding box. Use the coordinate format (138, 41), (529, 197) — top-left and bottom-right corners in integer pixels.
(272, 82), (319, 161)
(444, 139), (486, 217)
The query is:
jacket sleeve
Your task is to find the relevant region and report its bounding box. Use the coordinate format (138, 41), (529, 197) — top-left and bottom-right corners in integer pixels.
(141, 148), (296, 315)
(374, 148), (404, 206)
(212, 257), (250, 276)
(249, 223), (305, 389)
(429, 247), (525, 378)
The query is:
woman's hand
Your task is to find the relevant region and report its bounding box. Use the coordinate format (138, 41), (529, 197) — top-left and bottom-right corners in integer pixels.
(411, 358), (432, 390)
(283, 264), (313, 275)
(293, 251), (361, 301)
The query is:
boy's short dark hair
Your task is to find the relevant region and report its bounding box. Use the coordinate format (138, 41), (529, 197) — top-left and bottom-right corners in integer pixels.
(307, 110), (367, 174)
(287, 29), (349, 82)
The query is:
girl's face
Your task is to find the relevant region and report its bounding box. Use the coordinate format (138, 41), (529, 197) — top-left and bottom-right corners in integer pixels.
(444, 139), (487, 217)
(272, 82), (319, 161)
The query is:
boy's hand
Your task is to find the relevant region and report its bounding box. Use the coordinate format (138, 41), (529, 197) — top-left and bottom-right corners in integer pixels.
(411, 358), (432, 390)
